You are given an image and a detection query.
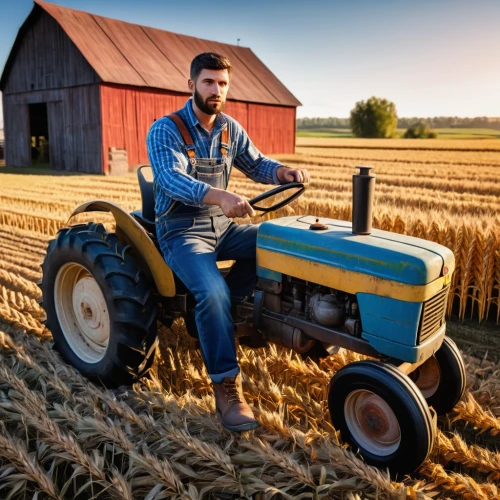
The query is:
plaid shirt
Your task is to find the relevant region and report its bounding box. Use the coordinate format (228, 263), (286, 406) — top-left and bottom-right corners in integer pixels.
(147, 98), (283, 218)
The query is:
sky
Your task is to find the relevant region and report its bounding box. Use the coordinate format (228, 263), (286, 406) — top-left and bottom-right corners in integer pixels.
(0, 0), (499, 129)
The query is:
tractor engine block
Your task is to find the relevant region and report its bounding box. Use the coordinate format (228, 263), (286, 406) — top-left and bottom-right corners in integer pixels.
(256, 276), (361, 353)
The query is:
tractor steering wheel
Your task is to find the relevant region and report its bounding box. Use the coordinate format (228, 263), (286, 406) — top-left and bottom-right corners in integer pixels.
(248, 182), (306, 215)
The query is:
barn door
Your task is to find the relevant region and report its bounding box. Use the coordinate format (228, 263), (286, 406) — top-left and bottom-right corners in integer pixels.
(3, 100), (30, 167)
(47, 101), (64, 170)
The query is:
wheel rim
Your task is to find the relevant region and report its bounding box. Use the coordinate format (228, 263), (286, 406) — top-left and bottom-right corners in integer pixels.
(344, 389), (401, 456)
(54, 263), (110, 363)
(412, 356), (441, 398)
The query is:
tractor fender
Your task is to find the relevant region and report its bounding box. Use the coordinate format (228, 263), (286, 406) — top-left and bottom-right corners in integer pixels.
(69, 200), (175, 297)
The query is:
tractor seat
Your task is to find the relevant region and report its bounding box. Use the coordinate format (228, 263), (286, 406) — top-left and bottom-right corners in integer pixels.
(131, 165), (156, 236)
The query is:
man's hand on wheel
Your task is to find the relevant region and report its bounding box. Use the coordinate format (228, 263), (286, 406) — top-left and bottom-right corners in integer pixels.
(276, 165), (310, 184)
(203, 188), (256, 218)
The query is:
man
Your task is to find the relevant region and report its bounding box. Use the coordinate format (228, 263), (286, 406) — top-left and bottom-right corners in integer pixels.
(147, 52), (309, 432)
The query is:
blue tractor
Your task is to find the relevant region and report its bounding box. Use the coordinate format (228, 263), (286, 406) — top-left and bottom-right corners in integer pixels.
(39, 166), (466, 474)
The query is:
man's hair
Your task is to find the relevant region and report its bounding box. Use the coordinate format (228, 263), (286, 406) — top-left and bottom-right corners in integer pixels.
(190, 52), (232, 82)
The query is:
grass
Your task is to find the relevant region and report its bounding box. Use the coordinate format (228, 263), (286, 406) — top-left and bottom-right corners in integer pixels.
(297, 128), (352, 138)
(296, 127), (500, 139)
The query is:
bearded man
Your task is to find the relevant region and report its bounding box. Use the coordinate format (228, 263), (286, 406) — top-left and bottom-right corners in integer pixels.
(147, 52), (309, 431)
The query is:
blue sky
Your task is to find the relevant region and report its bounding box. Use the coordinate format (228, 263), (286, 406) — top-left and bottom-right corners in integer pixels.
(0, 0), (499, 128)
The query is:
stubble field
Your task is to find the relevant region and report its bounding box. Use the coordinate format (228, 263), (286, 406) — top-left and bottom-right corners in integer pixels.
(0, 137), (499, 499)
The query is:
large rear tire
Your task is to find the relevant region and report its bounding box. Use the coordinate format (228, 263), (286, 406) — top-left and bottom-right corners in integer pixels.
(40, 223), (157, 387)
(328, 361), (435, 474)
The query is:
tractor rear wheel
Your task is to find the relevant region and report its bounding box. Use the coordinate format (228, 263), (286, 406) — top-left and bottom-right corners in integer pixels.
(328, 361), (435, 474)
(40, 223), (157, 387)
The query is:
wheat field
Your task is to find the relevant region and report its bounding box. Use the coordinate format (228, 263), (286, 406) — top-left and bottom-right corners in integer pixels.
(0, 138), (500, 499)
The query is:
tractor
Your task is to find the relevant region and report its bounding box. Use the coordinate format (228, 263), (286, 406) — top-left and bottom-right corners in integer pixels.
(39, 165), (466, 473)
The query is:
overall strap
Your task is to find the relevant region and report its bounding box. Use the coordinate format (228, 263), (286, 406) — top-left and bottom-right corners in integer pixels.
(168, 113), (196, 163)
(220, 121), (230, 156)
(169, 111), (230, 159)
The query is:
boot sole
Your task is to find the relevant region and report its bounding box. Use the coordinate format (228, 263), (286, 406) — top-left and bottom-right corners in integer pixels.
(222, 420), (260, 432)
(216, 412), (260, 432)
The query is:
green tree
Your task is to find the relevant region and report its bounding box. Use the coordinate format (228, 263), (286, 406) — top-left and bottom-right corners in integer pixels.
(403, 122), (437, 139)
(350, 97), (398, 138)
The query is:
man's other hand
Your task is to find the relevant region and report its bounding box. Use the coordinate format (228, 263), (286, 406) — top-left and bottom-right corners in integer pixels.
(277, 166), (310, 184)
(203, 188), (256, 218)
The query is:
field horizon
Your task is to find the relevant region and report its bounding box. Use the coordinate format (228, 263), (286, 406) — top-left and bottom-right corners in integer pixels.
(296, 127), (500, 139)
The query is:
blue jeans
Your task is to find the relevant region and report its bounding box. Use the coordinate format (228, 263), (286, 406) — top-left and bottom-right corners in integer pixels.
(157, 214), (259, 383)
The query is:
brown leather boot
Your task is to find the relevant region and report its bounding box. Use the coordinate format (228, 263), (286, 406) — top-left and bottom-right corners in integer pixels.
(212, 375), (259, 432)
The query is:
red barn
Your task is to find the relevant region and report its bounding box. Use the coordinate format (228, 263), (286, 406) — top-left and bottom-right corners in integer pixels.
(0, 0), (300, 174)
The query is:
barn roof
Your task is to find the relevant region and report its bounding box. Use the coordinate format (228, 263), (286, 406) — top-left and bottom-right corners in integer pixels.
(0, 0), (301, 107)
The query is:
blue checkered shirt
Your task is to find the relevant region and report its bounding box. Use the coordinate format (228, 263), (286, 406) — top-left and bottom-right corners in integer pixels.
(147, 98), (283, 218)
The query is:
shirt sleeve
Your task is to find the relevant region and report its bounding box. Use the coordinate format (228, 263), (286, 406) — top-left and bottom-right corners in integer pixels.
(147, 120), (211, 208)
(232, 123), (283, 185)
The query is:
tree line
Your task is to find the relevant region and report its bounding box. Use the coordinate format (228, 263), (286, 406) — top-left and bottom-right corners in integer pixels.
(297, 116), (500, 130)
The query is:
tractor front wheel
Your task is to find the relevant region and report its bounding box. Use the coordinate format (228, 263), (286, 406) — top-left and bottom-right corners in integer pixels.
(328, 361), (435, 474)
(40, 223), (157, 387)
(410, 336), (466, 415)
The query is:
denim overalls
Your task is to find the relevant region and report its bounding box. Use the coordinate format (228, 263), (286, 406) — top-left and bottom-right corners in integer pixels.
(155, 112), (259, 384)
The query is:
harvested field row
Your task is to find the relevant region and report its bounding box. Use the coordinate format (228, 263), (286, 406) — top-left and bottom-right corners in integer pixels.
(295, 137), (500, 151)
(1, 202), (499, 324)
(0, 259), (41, 283)
(273, 158), (500, 185)
(3, 185), (500, 221)
(0, 239), (46, 259)
(0, 251), (43, 274)
(294, 147), (500, 166)
(0, 225), (51, 247)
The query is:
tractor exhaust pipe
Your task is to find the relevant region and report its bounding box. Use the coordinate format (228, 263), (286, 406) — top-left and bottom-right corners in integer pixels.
(352, 166), (375, 235)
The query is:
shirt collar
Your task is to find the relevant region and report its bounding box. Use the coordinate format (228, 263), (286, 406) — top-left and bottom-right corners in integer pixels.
(184, 98), (227, 134)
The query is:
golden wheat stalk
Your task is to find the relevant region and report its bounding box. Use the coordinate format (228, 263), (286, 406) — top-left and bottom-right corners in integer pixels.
(0, 285), (46, 321)
(434, 431), (500, 480)
(0, 259), (41, 282)
(0, 431), (61, 499)
(419, 461), (498, 500)
(472, 370), (500, 414)
(451, 392), (500, 436)
(0, 269), (42, 300)
(52, 403), (195, 497)
(0, 297), (48, 337)
(0, 365), (126, 499)
(0, 224), (50, 248)
(0, 331), (249, 496)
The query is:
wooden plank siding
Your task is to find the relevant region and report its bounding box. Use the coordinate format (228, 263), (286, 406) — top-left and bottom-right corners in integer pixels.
(247, 103), (296, 155)
(2, 11), (98, 95)
(100, 84), (295, 174)
(2, 95), (30, 167)
(100, 84), (187, 174)
(3, 85), (101, 172)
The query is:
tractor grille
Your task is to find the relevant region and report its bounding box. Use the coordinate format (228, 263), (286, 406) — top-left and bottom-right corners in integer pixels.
(418, 285), (450, 343)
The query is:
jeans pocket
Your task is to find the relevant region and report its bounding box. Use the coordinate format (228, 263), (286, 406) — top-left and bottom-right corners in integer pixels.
(159, 218), (196, 244)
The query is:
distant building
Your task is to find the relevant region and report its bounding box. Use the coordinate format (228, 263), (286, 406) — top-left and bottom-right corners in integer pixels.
(0, 0), (300, 173)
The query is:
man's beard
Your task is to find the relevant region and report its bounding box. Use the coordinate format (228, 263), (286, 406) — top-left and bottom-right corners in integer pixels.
(193, 88), (226, 115)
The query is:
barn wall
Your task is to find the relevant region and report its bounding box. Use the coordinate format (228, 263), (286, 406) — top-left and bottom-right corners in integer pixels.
(100, 84), (295, 174)
(247, 103), (296, 155)
(2, 11), (98, 95)
(3, 85), (101, 172)
(100, 84), (188, 174)
(3, 94), (30, 167)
